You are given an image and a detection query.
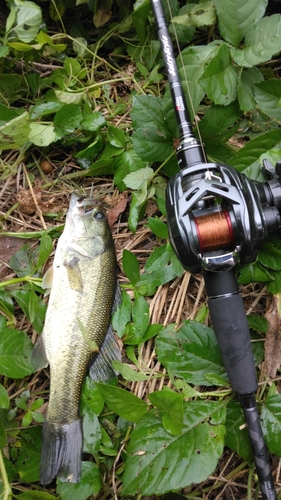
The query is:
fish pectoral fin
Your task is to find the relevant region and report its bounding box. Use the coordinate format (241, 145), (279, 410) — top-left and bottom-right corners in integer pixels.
(30, 336), (49, 371)
(89, 325), (121, 382)
(63, 256), (83, 291)
(42, 266), (54, 296)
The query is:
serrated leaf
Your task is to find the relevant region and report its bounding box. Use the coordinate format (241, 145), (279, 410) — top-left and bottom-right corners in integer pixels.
(254, 79), (281, 120)
(199, 44), (239, 105)
(238, 67), (264, 111)
(57, 462), (102, 500)
(173, 0), (216, 28)
(95, 383), (148, 422)
(113, 149), (147, 191)
(214, 0), (267, 47)
(258, 242), (281, 271)
(122, 401), (225, 496)
(228, 129), (281, 171)
(238, 261), (274, 285)
(132, 125), (173, 162)
(124, 166), (154, 189)
(261, 395), (281, 456)
(155, 321), (226, 386)
(28, 123), (57, 147)
(233, 14), (281, 68)
(0, 317), (34, 378)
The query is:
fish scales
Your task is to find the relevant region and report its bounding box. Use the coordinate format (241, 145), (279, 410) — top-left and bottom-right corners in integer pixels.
(31, 193), (121, 485)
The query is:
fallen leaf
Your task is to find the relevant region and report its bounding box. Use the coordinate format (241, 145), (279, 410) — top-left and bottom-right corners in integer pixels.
(107, 193), (128, 228)
(264, 294), (281, 378)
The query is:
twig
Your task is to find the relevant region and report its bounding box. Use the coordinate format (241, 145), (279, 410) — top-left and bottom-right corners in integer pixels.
(0, 449), (12, 500)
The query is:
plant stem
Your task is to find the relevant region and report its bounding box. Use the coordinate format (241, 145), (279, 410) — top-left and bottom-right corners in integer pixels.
(0, 450), (12, 500)
(0, 276), (42, 289)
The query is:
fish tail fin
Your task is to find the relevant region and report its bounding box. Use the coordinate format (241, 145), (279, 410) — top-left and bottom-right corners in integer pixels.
(40, 418), (82, 485)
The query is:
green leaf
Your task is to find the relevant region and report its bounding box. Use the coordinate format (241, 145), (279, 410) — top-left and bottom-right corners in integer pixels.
(112, 360), (149, 381)
(173, 0), (216, 28)
(28, 123), (57, 147)
(111, 290), (132, 338)
(122, 401), (225, 496)
(81, 111), (106, 132)
(17, 492), (58, 500)
(123, 166), (154, 190)
(258, 242), (281, 270)
(95, 383), (148, 422)
(107, 125), (125, 148)
(131, 292), (150, 343)
(199, 44), (239, 105)
(0, 317), (34, 378)
(122, 249), (140, 285)
(12, 288), (46, 334)
(0, 384), (9, 410)
(0, 111), (30, 149)
(155, 321), (226, 386)
(233, 14), (281, 67)
(254, 79), (281, 120)
(56, 462), (102, 500)
(224, 400), (252, 461)
(247, 314), (268, 334)
(238, 67), (264, 111)
(113, 149), (147, 192)
(13, 0), (42, 43)
(214, 0), (267, 47)
(238, 261), (274, 285)
(266, 270), (281, 294)
(149, 388), (184, 436)
(36, 232), (53, 270)
(15, 427), (41, 482)
(54, 103), (83, 136)
(81, 376), (104, 417)
(132, 125), (173, 162)
(261, 395), (281, 457)
(0, 421), (7, 449)
(148, 217), (168, 239)
(228, 129), (281, 171)
(82, 410), (102, 455)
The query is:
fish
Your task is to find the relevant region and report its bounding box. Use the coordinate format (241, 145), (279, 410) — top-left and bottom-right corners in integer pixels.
(30, 192), (121, 485)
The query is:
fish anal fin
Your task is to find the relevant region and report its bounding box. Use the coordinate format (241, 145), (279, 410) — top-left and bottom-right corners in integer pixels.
(30, 336), (49, 371)
(89, 325), (121, 382)
(40, 419), (82, 485)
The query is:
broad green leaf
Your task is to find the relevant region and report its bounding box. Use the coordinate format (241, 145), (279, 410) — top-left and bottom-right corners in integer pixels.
(0, 317), (34, 378)
(81, 376), (104, 416)
(155, 321), (226, 386)
(124, 166), (154, 190)
(36, 232), (53, 270)
(13, 0), (42, 43)
(149, 388), (184, 436)
(107, 125), (126, 148)
(247, 314), (268, 334)
(266, 270), (281, 294)
(0, 384), (9, 410)
(122, 401), (225, 496)
(95, 383), (148, 422)
(258, 242), (281, 271)
(132, 125), (173, 162)
(130, 292), (150, 343)
(233, 15), (281, 68)
(12, 288), (46, 334)
(122, 249), (140, 285)
(254, 79), (281, 120)
(199, 44), (239, 105)
(0, 111), (30, 149)
(54, 103), (83, 136)
(214, 0), (267, 47)
(173, 0), (215, 28)
(57, 462), (102, 500)
(131, 95), (164, 130)
(14, 427), (41, 482)
(28, 123), (56, 147)
(228, 129), (281, 172)
(238, 262), (274, 285)
(30, 100), (63, 120)
(0, 421), (6, 449)
(238, 67), (264, 111)
(148, 217), (168, 239)
(113, 149), (147, 192)
(261, 395), (281, 456)
(81, 111), (106, 132)
(82, 410), (102, 455)
(224, 401), (252, 461)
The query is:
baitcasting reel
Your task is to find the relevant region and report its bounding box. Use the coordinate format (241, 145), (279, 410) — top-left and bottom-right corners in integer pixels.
(166, 157), (281, 274)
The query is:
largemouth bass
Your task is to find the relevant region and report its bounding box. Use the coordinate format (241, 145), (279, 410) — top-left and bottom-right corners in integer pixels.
(31, 192), (121, 485)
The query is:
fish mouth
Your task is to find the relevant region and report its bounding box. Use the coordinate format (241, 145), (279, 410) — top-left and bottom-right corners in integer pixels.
(76, 196), (99, 214)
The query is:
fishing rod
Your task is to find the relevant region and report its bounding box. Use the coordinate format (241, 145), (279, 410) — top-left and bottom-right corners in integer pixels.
(151, 0), (280, 498)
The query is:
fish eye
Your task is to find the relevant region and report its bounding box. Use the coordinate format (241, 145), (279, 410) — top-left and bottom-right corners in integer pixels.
(94, 210), (105, 221)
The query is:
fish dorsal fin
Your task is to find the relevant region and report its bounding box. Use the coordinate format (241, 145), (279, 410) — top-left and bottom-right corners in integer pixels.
(30, 335), (49, 371)
(89, 325), (121, 382)
(63, 256), (83, 292)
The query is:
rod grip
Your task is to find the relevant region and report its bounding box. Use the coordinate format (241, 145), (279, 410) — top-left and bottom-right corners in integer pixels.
(204, 270), (257, 395)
